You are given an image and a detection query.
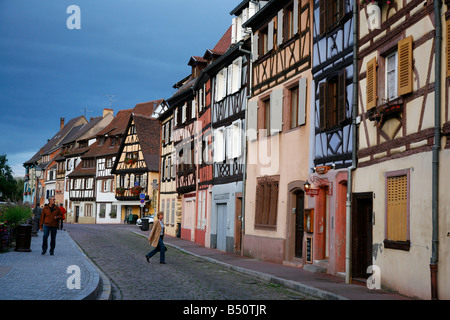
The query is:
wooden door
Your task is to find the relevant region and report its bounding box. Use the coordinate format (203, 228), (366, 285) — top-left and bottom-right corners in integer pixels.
(217, 204), (227, 251)
(295, 191), (305, 258)
(352, 193), (373, 279)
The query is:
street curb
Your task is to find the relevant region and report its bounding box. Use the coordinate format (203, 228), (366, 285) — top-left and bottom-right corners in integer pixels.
(66, 232), (112, 300)
(130, 230), (347, 300)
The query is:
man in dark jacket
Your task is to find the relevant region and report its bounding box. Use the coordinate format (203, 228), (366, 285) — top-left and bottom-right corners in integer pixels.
(39, 197), (62, 255)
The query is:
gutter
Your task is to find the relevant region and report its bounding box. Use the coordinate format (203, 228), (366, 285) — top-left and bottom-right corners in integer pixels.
(431, 0), (442, 301)
(346, 0), (359, 284)
(238, 42), (252, 255)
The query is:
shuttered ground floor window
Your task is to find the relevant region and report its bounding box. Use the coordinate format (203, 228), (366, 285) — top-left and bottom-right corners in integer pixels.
(255, 175), (280, 229)
(384, 169), (410, 251)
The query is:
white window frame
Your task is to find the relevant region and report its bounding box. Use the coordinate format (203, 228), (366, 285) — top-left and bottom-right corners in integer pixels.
(213, 127), (225, 162)
(231, 57), (243, 94)
(385, 51), (398, 101)
(231, 119), (242, 159)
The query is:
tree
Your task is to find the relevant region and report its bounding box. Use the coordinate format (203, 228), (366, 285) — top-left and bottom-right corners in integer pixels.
(0, 154), (17, 201)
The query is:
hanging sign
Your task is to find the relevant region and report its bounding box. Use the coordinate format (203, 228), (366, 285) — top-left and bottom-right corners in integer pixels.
(315, 165), (330, 175)
(305, 188), (320, 197)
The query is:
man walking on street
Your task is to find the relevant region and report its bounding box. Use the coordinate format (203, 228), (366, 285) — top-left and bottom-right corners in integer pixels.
(39, 197), (62, 255)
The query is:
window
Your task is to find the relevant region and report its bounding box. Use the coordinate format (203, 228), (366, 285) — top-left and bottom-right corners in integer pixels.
(319, 0), (345, 35)
(165, 200), (170, 226)
(231, 58), (243, 94)
(215, 69), (227, 101)
(290, 85), (299, 129)
(255, 175), (279, 229)
(111, 205), (117, 218)
(85, 204), (93, 217)
(319, 71), (346, 130)
(366, 36), (413, 110)
(258, 25), (270, 56)
(106, 158), (113, 168)
(83, 158), (95, 168)
(230, 120), (242, 159)
(283, 2), (295, 41)
(263, 97), (271, 134)
(86, 178), (93, 189)
(384, 170), (410, 251)
(99, 203), (106, 218)
(171, 198), (175, 225)
(213, 128), (225, 162)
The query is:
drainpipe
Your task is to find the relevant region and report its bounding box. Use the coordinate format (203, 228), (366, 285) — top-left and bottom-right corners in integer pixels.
(239, 43), (252, 256)
(346, 0), (359, 284)
(431, 0), (442, 301)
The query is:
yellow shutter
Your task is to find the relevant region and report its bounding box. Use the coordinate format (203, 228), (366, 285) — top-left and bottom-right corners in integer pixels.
(446, 19), (450, 78)
(387, 175), (408, 241)
(398, 36), (413, 96)
(366, 56), (377, 110)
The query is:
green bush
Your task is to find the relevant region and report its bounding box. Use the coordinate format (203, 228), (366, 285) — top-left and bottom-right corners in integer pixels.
(0, 204), (32, 228)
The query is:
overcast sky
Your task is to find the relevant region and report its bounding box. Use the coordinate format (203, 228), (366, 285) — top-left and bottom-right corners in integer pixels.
(0, 0), (238, 177)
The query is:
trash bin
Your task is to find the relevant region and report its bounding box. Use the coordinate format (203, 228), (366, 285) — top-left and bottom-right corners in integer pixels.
(141, 218), (149, 231)
(14, 224), (32, 252)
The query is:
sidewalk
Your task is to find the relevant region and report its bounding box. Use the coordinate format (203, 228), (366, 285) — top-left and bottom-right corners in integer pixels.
(0, 229), (111, 300)
(133, 228), (413, 300)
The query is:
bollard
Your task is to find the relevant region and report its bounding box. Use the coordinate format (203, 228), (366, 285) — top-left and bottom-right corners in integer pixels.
(14, 224), (32, 252)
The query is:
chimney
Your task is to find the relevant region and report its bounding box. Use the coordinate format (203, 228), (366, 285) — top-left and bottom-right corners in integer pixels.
(60, 118), (65, 130)
(103, 108), (113, 117)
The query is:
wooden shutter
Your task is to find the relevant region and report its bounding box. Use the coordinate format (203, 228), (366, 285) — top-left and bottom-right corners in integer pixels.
(268, 180), (278, 226)
(339, 0), (346, 20)
(247, 99), (258, 141)
(255, 182), (263, 225)
(387, 175), (408, 241)
(319, 0), (326, 36)
(252, 32), (259, 61)
(268, 20), (274, 52)
(277, 10), (284, 46)
(338, 70), (347, 124)
(298, 77), (307, 126)
(293, 0), (299, 35)
(366, 56), (378, 110)
(319, 82), (327, 130)
(446, 19), (450, 78)
(270, 88), (283, 134)
(397, 36), (413, 96)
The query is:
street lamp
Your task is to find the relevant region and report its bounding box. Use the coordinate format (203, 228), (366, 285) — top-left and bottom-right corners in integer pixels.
(32, 166), (42, 237)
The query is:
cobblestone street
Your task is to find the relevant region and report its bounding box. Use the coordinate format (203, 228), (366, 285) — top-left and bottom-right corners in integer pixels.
(66, 224), (313, 300)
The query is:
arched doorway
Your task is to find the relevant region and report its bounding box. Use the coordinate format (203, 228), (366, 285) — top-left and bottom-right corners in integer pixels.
(286, 181), (306, 264)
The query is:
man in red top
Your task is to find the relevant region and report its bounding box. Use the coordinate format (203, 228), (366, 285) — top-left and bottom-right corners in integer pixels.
(59, 204), (66, 230)
(39, 197), (62, 255)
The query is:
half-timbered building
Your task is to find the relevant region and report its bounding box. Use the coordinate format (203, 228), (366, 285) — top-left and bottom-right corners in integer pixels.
(153, 100), (181, 237)
(199, 4), (255, 254)
(58, 111), (113, 221)
(79, 109), (132, 224)
(168, 72), (200, 242)
(354, 0), (448, 299)
(112, 102), (162, 223)
(192, 26), (232, 249)
(23, 116), (87, 208)
(243, 0), (313, 264)
(306, 0), (355, 275)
